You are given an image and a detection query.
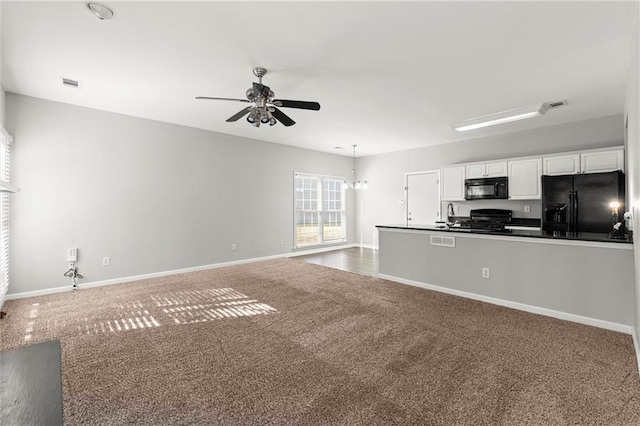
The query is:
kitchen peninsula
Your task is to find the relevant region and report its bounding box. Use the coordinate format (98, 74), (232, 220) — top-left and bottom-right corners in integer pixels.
(376, 224), (634, 333)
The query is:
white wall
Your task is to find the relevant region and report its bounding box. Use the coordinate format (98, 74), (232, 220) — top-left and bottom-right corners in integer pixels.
(356, 115), (625, 247)
(6, 94), (355, 294)
(624, 5), (640, 349)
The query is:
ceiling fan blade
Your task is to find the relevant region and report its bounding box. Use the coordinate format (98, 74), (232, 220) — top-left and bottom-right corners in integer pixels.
(196, 96), (251, 103)
(271, 108), (296, 127)
(226, 106), (253, 122)
(272, 99), (321, 111)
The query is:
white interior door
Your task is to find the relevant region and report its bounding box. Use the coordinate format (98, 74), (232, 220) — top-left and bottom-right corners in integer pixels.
(406, 171), (440, 226)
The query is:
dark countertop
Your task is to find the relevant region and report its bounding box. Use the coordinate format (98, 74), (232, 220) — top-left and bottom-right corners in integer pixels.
(376, 223), (633, 244)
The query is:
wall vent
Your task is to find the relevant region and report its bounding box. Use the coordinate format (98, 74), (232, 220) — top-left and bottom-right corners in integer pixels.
(61, 78), (80, 88)
(430, 235), (455, 248)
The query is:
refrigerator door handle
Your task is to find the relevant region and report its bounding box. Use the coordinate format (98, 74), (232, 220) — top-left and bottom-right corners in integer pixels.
(568, 191), (573, 232)
(574, 190), (579, 232)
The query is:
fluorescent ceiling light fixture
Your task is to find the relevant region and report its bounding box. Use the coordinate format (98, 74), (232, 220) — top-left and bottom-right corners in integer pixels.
(452, 102), (565, 132)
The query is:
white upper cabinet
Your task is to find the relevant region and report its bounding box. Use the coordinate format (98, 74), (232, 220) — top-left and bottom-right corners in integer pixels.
(438, 147), (623, 202)
(543, 154), (580, 176)
(466, 161), (507, 179)
(580, 149), (624, 174)
(508, 158), (542, 200)
(465, 164), (485, 180)
(441, 166), (465, 201)
(543, 149), (624, 176)
(485, 162), (508, 177)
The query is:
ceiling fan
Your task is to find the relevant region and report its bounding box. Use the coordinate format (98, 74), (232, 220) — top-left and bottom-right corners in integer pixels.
(196, 67), (321, 127)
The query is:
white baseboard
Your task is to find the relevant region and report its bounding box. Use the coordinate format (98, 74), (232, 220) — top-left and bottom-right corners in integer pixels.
(359, 244), (378, 250)
(378, 273), (633, 335)
(6, 243), (360, 301)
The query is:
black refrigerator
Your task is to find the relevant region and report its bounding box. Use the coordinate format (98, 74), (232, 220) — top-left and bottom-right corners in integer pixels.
(542, 171), (625, 233)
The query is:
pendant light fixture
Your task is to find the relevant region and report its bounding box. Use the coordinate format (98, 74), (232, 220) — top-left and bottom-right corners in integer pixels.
(345, 144), (368, 190)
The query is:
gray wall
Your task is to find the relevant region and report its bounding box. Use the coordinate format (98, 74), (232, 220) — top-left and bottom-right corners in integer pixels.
(6, 94), (354, 294)
(0, 2), (4, 127)
(0, 88), (5, 128)
(378, 229), (635, 327)
(356, 115), (625, 247)
(625, 7), (640, 345)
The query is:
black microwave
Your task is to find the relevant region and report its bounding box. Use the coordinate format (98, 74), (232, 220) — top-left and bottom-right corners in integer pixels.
(464, 177), (508, 200)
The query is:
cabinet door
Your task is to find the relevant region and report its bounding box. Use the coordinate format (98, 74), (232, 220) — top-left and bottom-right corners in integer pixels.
(441, 166), (465, 201)
(508, 158), (542, 200)
(580, 149), (624, 173)
(485, 161), (507, 177)
(543, 154), (580, 176)
(465, 164), (485, 179)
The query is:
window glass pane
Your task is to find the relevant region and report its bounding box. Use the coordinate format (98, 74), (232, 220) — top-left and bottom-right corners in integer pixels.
(323, 211), (343, 241)
(295, 211), (320, 247)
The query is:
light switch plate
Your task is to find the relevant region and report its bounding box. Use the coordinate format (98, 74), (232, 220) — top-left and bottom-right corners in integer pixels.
(67, 248), (78, 262)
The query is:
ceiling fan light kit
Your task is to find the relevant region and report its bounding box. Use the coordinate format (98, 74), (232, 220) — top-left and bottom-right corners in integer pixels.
(196, 67), (320, 127)
(452, 100), (567, 132)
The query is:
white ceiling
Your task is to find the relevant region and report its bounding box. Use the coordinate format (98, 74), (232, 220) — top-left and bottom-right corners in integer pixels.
(1, 1), (637, 157)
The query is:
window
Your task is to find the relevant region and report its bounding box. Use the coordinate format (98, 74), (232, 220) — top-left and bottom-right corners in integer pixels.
(0, 128), (12, 306)
(294, 173), (346, 248)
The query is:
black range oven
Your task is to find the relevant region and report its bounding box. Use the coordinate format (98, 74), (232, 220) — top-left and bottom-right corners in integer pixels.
(459, 209), (513, 232)
(464, 177), (508, 200)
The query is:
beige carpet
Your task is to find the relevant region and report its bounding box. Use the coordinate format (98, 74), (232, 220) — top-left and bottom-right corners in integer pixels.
(1, 258), (639, 425)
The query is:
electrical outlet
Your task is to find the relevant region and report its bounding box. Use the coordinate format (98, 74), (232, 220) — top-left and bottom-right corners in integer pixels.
(454, 205), (459, 213)
(279, 239), (284, 246)
(482, 267), (490, 279)
(231, 244), (237, 251)
(102, 257), (110, 266)
(524, 205), (531, 213)
(398, 199), (405, 205)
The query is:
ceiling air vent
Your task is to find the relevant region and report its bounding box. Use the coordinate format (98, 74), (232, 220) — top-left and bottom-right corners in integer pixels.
(546, 100), (567, 109)
(61, 78), (81, 89)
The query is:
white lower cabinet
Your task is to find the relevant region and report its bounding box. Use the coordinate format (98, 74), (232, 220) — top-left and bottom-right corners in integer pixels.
(508, 158), (542, 200)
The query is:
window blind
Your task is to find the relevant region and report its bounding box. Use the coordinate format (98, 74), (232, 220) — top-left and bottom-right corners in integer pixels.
(0, 128), (13, 309)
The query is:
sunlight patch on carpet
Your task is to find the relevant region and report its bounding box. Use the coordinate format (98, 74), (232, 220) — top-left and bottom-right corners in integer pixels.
(150, 288), (248, 306)
(23, 303), (40, 342)
(163, 298), (278, 324)
(79, 309), (161, 335)
(18, 288), (277, 342)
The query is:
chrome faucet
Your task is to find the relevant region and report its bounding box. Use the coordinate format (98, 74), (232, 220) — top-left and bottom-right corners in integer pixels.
(447, 203), (455, 220)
